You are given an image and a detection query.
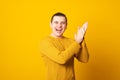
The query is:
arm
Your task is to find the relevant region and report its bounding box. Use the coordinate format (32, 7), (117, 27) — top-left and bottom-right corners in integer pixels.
(40, 40), (81, 64)
(75, 40), (89, 63)
(74, 22), (89, 63)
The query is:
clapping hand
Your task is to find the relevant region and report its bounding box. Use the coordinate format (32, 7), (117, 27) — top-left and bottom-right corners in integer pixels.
(74, 22), (88, 43)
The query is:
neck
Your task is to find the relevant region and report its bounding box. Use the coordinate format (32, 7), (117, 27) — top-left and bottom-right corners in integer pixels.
(50, 33), (63, 38)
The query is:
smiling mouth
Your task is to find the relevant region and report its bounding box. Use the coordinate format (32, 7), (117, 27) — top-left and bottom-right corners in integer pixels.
(56, 28), (62, 32)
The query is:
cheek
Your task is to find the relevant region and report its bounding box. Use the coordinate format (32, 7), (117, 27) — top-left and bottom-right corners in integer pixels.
(51, 25), (55, 29)
(63, 25), (67, 30)
(53, 27), (56, 31)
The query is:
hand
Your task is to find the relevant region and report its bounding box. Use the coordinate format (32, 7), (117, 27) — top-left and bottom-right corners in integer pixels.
(74, 22), (88, 43)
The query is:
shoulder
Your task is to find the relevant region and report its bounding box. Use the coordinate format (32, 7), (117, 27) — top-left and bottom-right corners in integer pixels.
(40, 36), (52, 46)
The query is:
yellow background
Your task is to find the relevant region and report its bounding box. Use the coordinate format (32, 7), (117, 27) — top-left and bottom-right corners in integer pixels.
(0, 0), (120, 80)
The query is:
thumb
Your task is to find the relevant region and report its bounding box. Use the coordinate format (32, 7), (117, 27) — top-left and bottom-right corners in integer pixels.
(83, 22), (88, 31)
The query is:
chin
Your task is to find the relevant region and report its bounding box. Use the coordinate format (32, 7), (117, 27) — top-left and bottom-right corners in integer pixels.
(56, 33), (63, 37)
(56, 34), (62, 37)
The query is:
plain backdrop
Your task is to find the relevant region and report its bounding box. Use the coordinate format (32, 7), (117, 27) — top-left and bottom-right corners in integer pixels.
(0, 0), (120, 80)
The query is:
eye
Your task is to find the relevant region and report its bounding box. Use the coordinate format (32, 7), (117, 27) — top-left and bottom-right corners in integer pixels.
(54, 21), (58, 24)
(61, 22), (66, 25)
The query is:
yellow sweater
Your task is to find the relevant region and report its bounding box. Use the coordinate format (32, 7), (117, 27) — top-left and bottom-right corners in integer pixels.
(40, 36), (88, 80)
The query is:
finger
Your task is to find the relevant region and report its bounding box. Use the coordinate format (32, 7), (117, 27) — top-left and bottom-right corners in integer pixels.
(82, 22), (87, 30)
(85, 22), (88, 31)
(77, 26), (80, 33)
(83, 22), (88, 35)
(81, 28), (84, 35)
(83, 22), (88, 31)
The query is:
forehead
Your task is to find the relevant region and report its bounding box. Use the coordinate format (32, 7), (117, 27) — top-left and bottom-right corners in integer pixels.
(52, 16), (66, 22)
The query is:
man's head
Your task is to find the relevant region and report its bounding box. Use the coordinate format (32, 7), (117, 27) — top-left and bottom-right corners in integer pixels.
(51, 12), (67, 23)
(50, 12), (67, 38)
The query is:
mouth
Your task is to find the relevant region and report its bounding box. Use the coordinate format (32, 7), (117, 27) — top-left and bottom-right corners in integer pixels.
(56, 28), (62, 32)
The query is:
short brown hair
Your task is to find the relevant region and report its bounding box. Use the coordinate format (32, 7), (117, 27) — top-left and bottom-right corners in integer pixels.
(51, 12), (67, 23)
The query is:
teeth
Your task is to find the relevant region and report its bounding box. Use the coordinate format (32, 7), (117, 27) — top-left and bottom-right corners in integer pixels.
(56, 29), (62, 31)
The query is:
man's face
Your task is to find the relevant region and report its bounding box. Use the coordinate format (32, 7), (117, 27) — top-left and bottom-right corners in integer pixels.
(50, 16), (67, 38)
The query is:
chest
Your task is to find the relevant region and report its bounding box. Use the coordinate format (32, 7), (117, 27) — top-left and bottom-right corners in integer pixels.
(50, 39), (72, 51)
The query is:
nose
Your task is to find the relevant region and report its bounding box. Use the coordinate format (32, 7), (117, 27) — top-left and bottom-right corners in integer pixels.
(58, 23), (62, 27)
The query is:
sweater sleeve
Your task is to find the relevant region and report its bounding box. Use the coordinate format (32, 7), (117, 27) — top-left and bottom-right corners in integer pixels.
(40, 39), (81, 64)
(75, 40), (89, 63)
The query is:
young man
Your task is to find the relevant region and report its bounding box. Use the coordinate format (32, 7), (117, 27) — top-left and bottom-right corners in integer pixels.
(40, 12), (89, 80)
